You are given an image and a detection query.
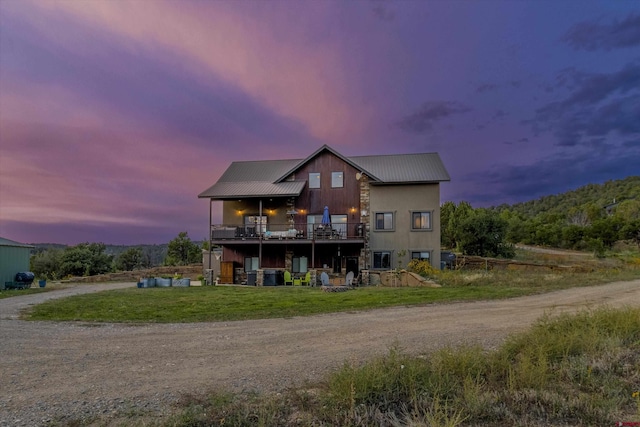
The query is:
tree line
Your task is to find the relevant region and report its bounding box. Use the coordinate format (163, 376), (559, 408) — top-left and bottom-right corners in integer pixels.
(30, 232), (203, 280)
(442, 176), (640, 257)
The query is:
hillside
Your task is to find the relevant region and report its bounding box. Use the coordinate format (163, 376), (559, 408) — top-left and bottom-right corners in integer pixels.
(488, 176), (640, 250)
(493, 176), (640, 219)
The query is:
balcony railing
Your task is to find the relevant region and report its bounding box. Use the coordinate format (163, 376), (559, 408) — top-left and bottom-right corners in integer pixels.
(210, 222), (366, 241)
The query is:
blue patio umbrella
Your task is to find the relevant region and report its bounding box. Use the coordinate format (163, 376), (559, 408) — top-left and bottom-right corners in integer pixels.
(322, 206), (331, 227)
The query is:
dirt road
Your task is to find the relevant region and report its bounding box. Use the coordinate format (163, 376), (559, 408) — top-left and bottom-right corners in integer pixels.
(1, 280), (639, 425)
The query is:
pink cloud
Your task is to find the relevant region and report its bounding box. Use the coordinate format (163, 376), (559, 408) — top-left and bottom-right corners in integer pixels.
(0, 79), (223, 236)
(19, 0), (373, 143)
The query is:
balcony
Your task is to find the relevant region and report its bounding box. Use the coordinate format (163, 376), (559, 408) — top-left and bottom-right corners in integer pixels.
(210, 222), (366, 244)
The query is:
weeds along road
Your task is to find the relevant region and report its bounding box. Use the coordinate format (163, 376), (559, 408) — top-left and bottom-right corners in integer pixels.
(1, 279), (639, 425)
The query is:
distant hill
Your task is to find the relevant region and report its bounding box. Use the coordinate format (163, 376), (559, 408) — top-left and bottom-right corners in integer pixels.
(493, 176), (640, 219)
(486, 176), (640, 250)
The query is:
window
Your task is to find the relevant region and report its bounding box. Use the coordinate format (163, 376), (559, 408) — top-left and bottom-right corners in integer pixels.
(309, 173), (320, 189)
(375, 212), (394, 230)
(244, 257), (259, 272)
(411, 211), (432, 230)
(373, 251), (391, 269)
(331, 171), (344, 188)
(292, 256), (308, 273)
(411, 251), (431, 264)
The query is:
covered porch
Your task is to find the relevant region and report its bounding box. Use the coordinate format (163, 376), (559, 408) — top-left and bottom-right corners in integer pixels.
(217, 238), (365, 285)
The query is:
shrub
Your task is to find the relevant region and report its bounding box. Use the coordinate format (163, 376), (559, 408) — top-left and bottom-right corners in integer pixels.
(407, 259), (439, 277)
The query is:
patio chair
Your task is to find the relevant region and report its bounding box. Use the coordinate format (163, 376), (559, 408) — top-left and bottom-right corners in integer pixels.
(284, 270), (293, 286)
(345, 271), (354, 287)
(320, 272), (330, 286)
(300, 271), (311, 286)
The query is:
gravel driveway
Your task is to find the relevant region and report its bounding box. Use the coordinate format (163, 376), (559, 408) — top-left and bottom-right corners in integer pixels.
(1, 280), (639, 426)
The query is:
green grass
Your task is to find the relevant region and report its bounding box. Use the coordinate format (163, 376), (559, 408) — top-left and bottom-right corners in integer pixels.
(156, 307), (640, 427)
(24, 256), (640, 323)
(25, 285), (525, 323)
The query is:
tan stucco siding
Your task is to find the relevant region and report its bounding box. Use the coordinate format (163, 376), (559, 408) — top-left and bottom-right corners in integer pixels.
(368, 183), (441, 269)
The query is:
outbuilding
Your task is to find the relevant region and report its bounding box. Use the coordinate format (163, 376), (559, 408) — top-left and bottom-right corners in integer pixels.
(0, 237), (34, 289)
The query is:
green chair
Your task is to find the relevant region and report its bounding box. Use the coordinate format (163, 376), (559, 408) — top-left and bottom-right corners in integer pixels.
(300, 271), (311, 286)
(284, 270), (293, 286)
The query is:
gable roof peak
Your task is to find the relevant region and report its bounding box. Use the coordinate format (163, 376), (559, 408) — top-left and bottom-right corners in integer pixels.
(274, 144), (367, 183)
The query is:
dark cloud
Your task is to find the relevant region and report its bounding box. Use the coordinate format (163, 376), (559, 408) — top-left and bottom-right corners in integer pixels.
(371, 4), (395, 22)
(476, 83), (498, 93)
(395, 101), (471, 134)
(563, 12), (640, 51)
(493, 110), (507, 119)
(502, 137), (530, 146)
(459, 144), (640, 206)
(532, 61), (640, 146)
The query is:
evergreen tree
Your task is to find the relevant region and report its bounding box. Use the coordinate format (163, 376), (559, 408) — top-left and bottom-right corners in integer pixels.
(165, 232), (201, 266)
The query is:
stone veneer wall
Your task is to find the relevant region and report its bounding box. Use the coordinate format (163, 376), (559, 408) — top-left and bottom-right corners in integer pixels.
(359, 174), (371, 285)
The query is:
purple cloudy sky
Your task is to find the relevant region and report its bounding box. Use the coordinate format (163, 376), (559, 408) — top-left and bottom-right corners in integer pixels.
(1, 0), (639, 245)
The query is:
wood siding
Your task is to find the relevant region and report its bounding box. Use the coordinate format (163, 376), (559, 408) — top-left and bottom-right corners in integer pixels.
(289, 151), (361, 220)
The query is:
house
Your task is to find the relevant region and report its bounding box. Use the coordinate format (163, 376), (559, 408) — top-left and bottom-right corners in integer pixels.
(198, 145), (450, 285)
(0, 237), (34, 289)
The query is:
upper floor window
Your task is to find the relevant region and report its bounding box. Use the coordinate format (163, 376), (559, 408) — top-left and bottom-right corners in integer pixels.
(375, 212), (394, 231)
(309, 173), (320, 189)
(331, 171), (344, 188)
(411, 211), (432, 230)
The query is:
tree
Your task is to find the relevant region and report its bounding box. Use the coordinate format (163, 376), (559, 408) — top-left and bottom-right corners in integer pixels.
(115, 247), (144, 271)
(457, 209), (514, 258)
(59, 243), (113, 277)
(587, 217), (624, 248)
(165, 232), (201, 266)
(620, 219), (640, 248)
(440, 201), (457, 248)
(30, 248), (63, 280)
(562, 224), (585, 249)
(449, 201), (473, 251)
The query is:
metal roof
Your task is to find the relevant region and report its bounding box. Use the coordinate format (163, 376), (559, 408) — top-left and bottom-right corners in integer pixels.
(350, 153), (450, 183)
(198, 180), (306, 199)
(198, 146), (450, 199)
(0, 237), (34, 248)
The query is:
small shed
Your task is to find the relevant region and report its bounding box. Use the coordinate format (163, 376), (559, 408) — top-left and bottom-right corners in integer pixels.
(0, 237), (34, 287)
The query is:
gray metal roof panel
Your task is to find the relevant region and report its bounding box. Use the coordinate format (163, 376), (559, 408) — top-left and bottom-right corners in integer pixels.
(198, 180), (306, 199)
(0, 237), (34, 248)
(217, 159), (300, 183)
(349, 153), (450, 183)
(198, 148), (450, 199)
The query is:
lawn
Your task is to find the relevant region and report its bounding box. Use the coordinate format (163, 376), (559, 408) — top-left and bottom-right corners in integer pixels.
(25, 258), (640, 323)
(26, 284), (525, 322)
